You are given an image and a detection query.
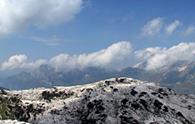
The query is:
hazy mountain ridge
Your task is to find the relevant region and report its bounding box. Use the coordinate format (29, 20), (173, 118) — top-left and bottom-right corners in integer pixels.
(0, 61), (194, 94)
(0, 77), (195, 124)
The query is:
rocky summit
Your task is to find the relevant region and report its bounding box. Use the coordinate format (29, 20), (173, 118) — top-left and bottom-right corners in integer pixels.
(0, 77), (195, 124)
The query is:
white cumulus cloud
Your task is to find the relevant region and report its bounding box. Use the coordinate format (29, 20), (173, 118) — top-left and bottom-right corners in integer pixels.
(135, 42), (195, 70)
(0, 55), (28, 70)
(1, 41), (195, 72)
(141, 17), (163, 37)
(0, 0), (83, 36)
(50, 41), (133, 71)
(0, 41), (133, 71)
(0, 54), (46, 70)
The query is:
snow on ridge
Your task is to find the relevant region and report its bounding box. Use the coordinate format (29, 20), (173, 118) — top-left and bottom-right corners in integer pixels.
(0, 120), (30, 124)
(9, 77), (146, 98)
(7, 77), (159, 106)
(1, 77), (195, 124)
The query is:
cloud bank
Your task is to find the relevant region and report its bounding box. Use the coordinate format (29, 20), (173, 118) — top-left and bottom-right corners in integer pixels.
(135, 42), (195, 70)
(50, 41), (132, 71)
(1, 41), (195, 71)
(0, 0), (83, 36)
(0, 41), (133, 71)
(0, 54), (46, 70)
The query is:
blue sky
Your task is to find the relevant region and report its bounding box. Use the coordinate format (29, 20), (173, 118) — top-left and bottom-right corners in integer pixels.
(0, 0), (195, 65)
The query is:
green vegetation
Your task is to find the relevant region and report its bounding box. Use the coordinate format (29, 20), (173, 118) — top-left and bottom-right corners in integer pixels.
(41, 89), (74, 102)
(0, 95), (19, 120)
(0, 95), (40, 122)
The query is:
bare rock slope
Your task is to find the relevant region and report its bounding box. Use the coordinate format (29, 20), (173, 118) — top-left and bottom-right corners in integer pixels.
(0, 77), (195, 124)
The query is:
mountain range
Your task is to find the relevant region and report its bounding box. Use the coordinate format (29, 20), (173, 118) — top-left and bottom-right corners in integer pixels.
(0, 61), (194, 94)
